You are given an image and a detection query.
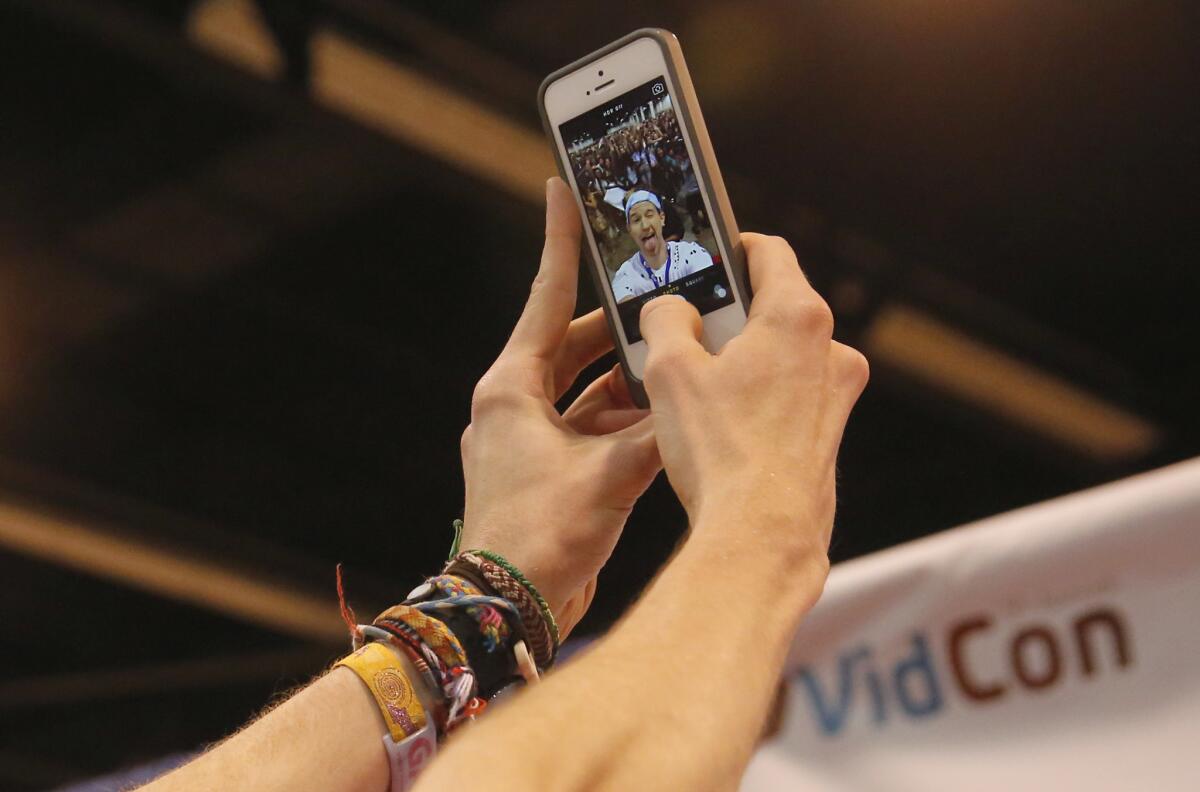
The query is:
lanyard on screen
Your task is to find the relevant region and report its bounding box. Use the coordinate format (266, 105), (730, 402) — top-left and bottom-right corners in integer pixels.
(639, 248), (672, 289)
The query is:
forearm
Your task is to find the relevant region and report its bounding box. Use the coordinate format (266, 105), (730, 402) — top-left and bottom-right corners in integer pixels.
(137, 667), (387, 792)
(139, 651), (451, 792)
(416, 513), (828, 792)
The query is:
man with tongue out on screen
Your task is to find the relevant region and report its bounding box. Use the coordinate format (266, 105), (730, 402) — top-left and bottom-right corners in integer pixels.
(610, 189), (714, 302)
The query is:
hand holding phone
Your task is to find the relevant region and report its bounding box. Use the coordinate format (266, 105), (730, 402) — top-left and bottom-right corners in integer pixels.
(637, 235), (870, 553)
(459, 178), (661, 638)
(539, 29), (751, 406)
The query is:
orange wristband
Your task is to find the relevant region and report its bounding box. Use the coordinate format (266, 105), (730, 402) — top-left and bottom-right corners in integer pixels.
(336, 642), (428, 742)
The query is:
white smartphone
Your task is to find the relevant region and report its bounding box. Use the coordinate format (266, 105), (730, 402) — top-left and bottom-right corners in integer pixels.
(539, 28), (751, 407)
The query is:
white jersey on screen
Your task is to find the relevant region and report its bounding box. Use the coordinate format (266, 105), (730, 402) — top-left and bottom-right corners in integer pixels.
(610, 240), (714, 302)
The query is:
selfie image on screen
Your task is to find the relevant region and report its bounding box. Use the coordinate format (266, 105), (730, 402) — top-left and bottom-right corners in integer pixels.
(560, 76), (735, 342)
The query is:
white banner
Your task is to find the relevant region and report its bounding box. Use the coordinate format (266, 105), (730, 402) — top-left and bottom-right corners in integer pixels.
(742, 457), (1200, 791)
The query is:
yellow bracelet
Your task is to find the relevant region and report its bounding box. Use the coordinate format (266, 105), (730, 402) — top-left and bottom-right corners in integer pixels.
(336, 642), (428, 742)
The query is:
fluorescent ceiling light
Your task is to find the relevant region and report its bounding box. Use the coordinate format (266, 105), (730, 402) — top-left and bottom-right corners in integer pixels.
(187, 0), (284, 80)
(0, 497), (346, 642)
(864, 304), (1160, 461)
(188, 0), (553, 204)
(187, 1), (1159, 463)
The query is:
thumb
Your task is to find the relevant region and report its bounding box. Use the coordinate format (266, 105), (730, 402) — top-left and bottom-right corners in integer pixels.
(639, 295), (708, 370)
(607, 414), (662, 490)
(639, 294), (705, 350)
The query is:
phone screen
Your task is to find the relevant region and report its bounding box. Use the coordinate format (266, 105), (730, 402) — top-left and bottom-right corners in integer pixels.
(559, 76), (735, 343)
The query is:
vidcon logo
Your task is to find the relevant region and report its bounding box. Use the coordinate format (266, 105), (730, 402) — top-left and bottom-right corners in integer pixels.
(796, 605), (1134, 736)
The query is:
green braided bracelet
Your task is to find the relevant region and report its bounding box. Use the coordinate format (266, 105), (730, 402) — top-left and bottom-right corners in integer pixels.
(448, 519), (465, 562)
(470, 548), (560, 648)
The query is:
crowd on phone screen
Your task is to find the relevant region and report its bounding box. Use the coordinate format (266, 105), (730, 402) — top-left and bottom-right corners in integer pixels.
(567, 106), (709, 260)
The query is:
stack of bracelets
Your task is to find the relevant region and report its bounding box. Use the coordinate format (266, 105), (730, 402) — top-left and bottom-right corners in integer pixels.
(334, 526), (560, 791)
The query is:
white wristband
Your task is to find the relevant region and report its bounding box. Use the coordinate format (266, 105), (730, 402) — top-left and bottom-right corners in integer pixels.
(383, 718), (438, 791)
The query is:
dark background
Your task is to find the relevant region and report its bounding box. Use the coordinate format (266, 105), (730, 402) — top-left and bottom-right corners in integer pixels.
(0, 1), (1195, 787)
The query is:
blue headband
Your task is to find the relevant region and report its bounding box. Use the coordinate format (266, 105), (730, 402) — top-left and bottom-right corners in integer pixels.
(624, 190), (662, 223)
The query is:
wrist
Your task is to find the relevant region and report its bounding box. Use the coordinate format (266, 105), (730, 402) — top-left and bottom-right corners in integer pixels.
(621, 525), (829, 675)
(692, 484), (828, 546)
(683, 503), (831, 608)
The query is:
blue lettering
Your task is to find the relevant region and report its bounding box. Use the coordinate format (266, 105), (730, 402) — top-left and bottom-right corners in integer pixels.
(893, 633), (944, 718)
(799, 633), (945, 736)
(864, 659), (889, 725)
(798, 646), (871, 736)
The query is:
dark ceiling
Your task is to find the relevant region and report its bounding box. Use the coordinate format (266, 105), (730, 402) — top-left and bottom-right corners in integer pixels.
(0, 1), (1196, 788)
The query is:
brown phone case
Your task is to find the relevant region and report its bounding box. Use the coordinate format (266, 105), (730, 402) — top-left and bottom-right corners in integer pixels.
(537, 28), (751, 408)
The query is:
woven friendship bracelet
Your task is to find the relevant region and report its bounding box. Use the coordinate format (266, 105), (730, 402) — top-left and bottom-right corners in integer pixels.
(445, 552), (556, 667)
(405, 573), (534, 696)
(373, 604), (482, 728)
(406, 575), (525, 658)
(408, 576), (525, 662)
(444, 553), (550, 665)
(373, 618), (475, 730)
(425, 574), (483, 599)
(471, 549), (560, 648)
(416, 594), (522, 653)
(375, 604), (469, 673)
(463, 553), (554, 664)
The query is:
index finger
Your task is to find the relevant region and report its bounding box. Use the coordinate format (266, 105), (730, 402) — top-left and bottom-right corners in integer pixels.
(742, 233), (822, 329)
(503, 177), (583, 361)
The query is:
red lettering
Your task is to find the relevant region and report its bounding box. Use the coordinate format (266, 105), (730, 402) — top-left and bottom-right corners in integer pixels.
(942, 605), (1133, 708)
(1074, 608), (1132, 674)
(948, 616), (1006, 702)
(1011, 626), (1061, 690)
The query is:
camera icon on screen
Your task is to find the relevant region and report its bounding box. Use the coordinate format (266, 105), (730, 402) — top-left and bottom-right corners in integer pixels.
(652, 83), (664, 95)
